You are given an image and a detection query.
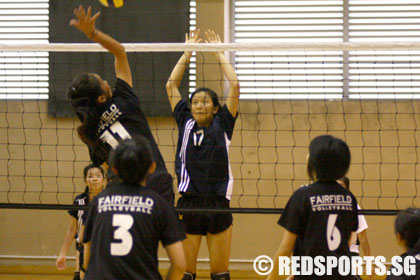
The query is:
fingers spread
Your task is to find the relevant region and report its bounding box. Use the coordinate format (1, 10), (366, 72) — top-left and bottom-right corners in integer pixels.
(91, 11), (101, 21)
(69, 19), (78, 26)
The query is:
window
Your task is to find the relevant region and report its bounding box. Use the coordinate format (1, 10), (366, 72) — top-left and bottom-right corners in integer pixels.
(349, 0), (420, 99)
(0, 0), (49, 100)
(233, 0), (420, 99)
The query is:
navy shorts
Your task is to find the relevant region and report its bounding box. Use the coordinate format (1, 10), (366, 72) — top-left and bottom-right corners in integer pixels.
(177, 195), (232, 235)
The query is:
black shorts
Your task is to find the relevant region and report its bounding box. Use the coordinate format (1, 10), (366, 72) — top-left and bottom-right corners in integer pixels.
(176, 195), (232, 235)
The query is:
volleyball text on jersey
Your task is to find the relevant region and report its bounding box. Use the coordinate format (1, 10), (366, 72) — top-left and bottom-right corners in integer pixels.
(310, 195), (354, 212)
(98, 195), (154, 214)
(98, 104), (122, 132)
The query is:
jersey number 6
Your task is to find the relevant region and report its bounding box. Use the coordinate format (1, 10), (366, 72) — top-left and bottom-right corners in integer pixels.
(326, 214), (341, 251)
(111, 214), (134, 256)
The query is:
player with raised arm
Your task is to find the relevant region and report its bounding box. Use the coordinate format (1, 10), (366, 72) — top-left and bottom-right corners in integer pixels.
(67, 5), (174, 204)
(267, 135), (359, 280)
(166, 29), (240, 280)
(82, 136), (186, 280)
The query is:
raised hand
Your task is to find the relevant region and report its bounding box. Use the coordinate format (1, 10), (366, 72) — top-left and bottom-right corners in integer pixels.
(186, 29), (201, 44)
(204, 30), (240, 116)
(205, 29), (223, 58)
(69, 5), (100, 39)
(184, 29), (201, 58)
(205, 29), (222, 44)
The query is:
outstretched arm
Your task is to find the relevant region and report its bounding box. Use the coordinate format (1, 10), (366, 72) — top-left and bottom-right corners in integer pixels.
(205, 30), (240, 117)
(70, 5), (132, 87)
(166, 29), (202, 111)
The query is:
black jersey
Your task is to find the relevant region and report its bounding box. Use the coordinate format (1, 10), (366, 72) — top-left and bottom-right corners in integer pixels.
(89, 78), (168, 175)
(68, 187), (90, 246)
(173, 100), (237, 199)
(83, 181), (185, 280)
(88, 79), (173, 203)
(386, 249), (420, 280)
(279, 181), (359, 279)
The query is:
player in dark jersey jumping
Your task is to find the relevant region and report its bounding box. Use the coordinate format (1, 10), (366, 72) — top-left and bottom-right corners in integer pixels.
(166, 29), (240, 280)
(386, 208), (420, 280)
(267, 135), (359, 280)
(67, 5), (174, 205)
(82, 136), (186, 280)
(56, 164), (104, 280)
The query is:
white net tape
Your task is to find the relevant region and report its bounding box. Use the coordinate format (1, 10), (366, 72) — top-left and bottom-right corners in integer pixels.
(3, 42), (420, 52)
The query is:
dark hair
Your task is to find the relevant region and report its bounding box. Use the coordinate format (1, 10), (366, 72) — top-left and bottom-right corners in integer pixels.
(83, 163), (105, 180)
(189, 87), (220, 109)
(338, 176), (350, 190)
(395, 208), (420, 251)
(110, 137), (154, 185)
(67, 73), (103, 145)
(307, 135), (351, 181)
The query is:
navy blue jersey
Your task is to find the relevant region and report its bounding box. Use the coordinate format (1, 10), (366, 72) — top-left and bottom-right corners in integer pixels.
(386, 249), (420, 280)
(173, 100), (237, 199)
(279, 181), (359, 280)
(68, 186), (90, 246)
(83, 181), (185, 280)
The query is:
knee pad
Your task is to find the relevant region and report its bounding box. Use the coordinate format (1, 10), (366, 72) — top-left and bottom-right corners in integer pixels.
(182, 272), (196, 280)
(211, 271), (230, 280)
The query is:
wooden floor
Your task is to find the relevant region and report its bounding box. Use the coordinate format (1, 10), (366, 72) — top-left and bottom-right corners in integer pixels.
(0, 266), (265, 280)
(0, 266), (388, 279)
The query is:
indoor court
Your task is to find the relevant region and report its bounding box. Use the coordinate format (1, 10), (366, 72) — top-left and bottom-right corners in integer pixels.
(1, 0), (420, 279)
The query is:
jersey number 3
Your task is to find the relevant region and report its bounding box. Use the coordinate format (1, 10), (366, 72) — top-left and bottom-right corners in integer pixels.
(111, 214), (134, 256)
(326, 214), (341, 251)
(100, 121), (132, 149)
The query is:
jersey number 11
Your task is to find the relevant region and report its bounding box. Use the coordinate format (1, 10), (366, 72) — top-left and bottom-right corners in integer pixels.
(100, 121), (132, 149)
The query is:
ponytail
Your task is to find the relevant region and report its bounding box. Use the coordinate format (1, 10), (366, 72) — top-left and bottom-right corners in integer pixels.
(75, 106), (100, 145)
(110, 137), (154, 185)
(67, 73), (103, 145)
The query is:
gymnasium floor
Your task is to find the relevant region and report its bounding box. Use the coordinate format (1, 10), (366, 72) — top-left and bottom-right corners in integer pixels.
(0, 266), (265, 280)
(0, 266), (388, 279)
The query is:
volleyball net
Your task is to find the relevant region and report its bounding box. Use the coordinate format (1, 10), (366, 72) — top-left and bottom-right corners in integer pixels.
(1, 42), (420, 214)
